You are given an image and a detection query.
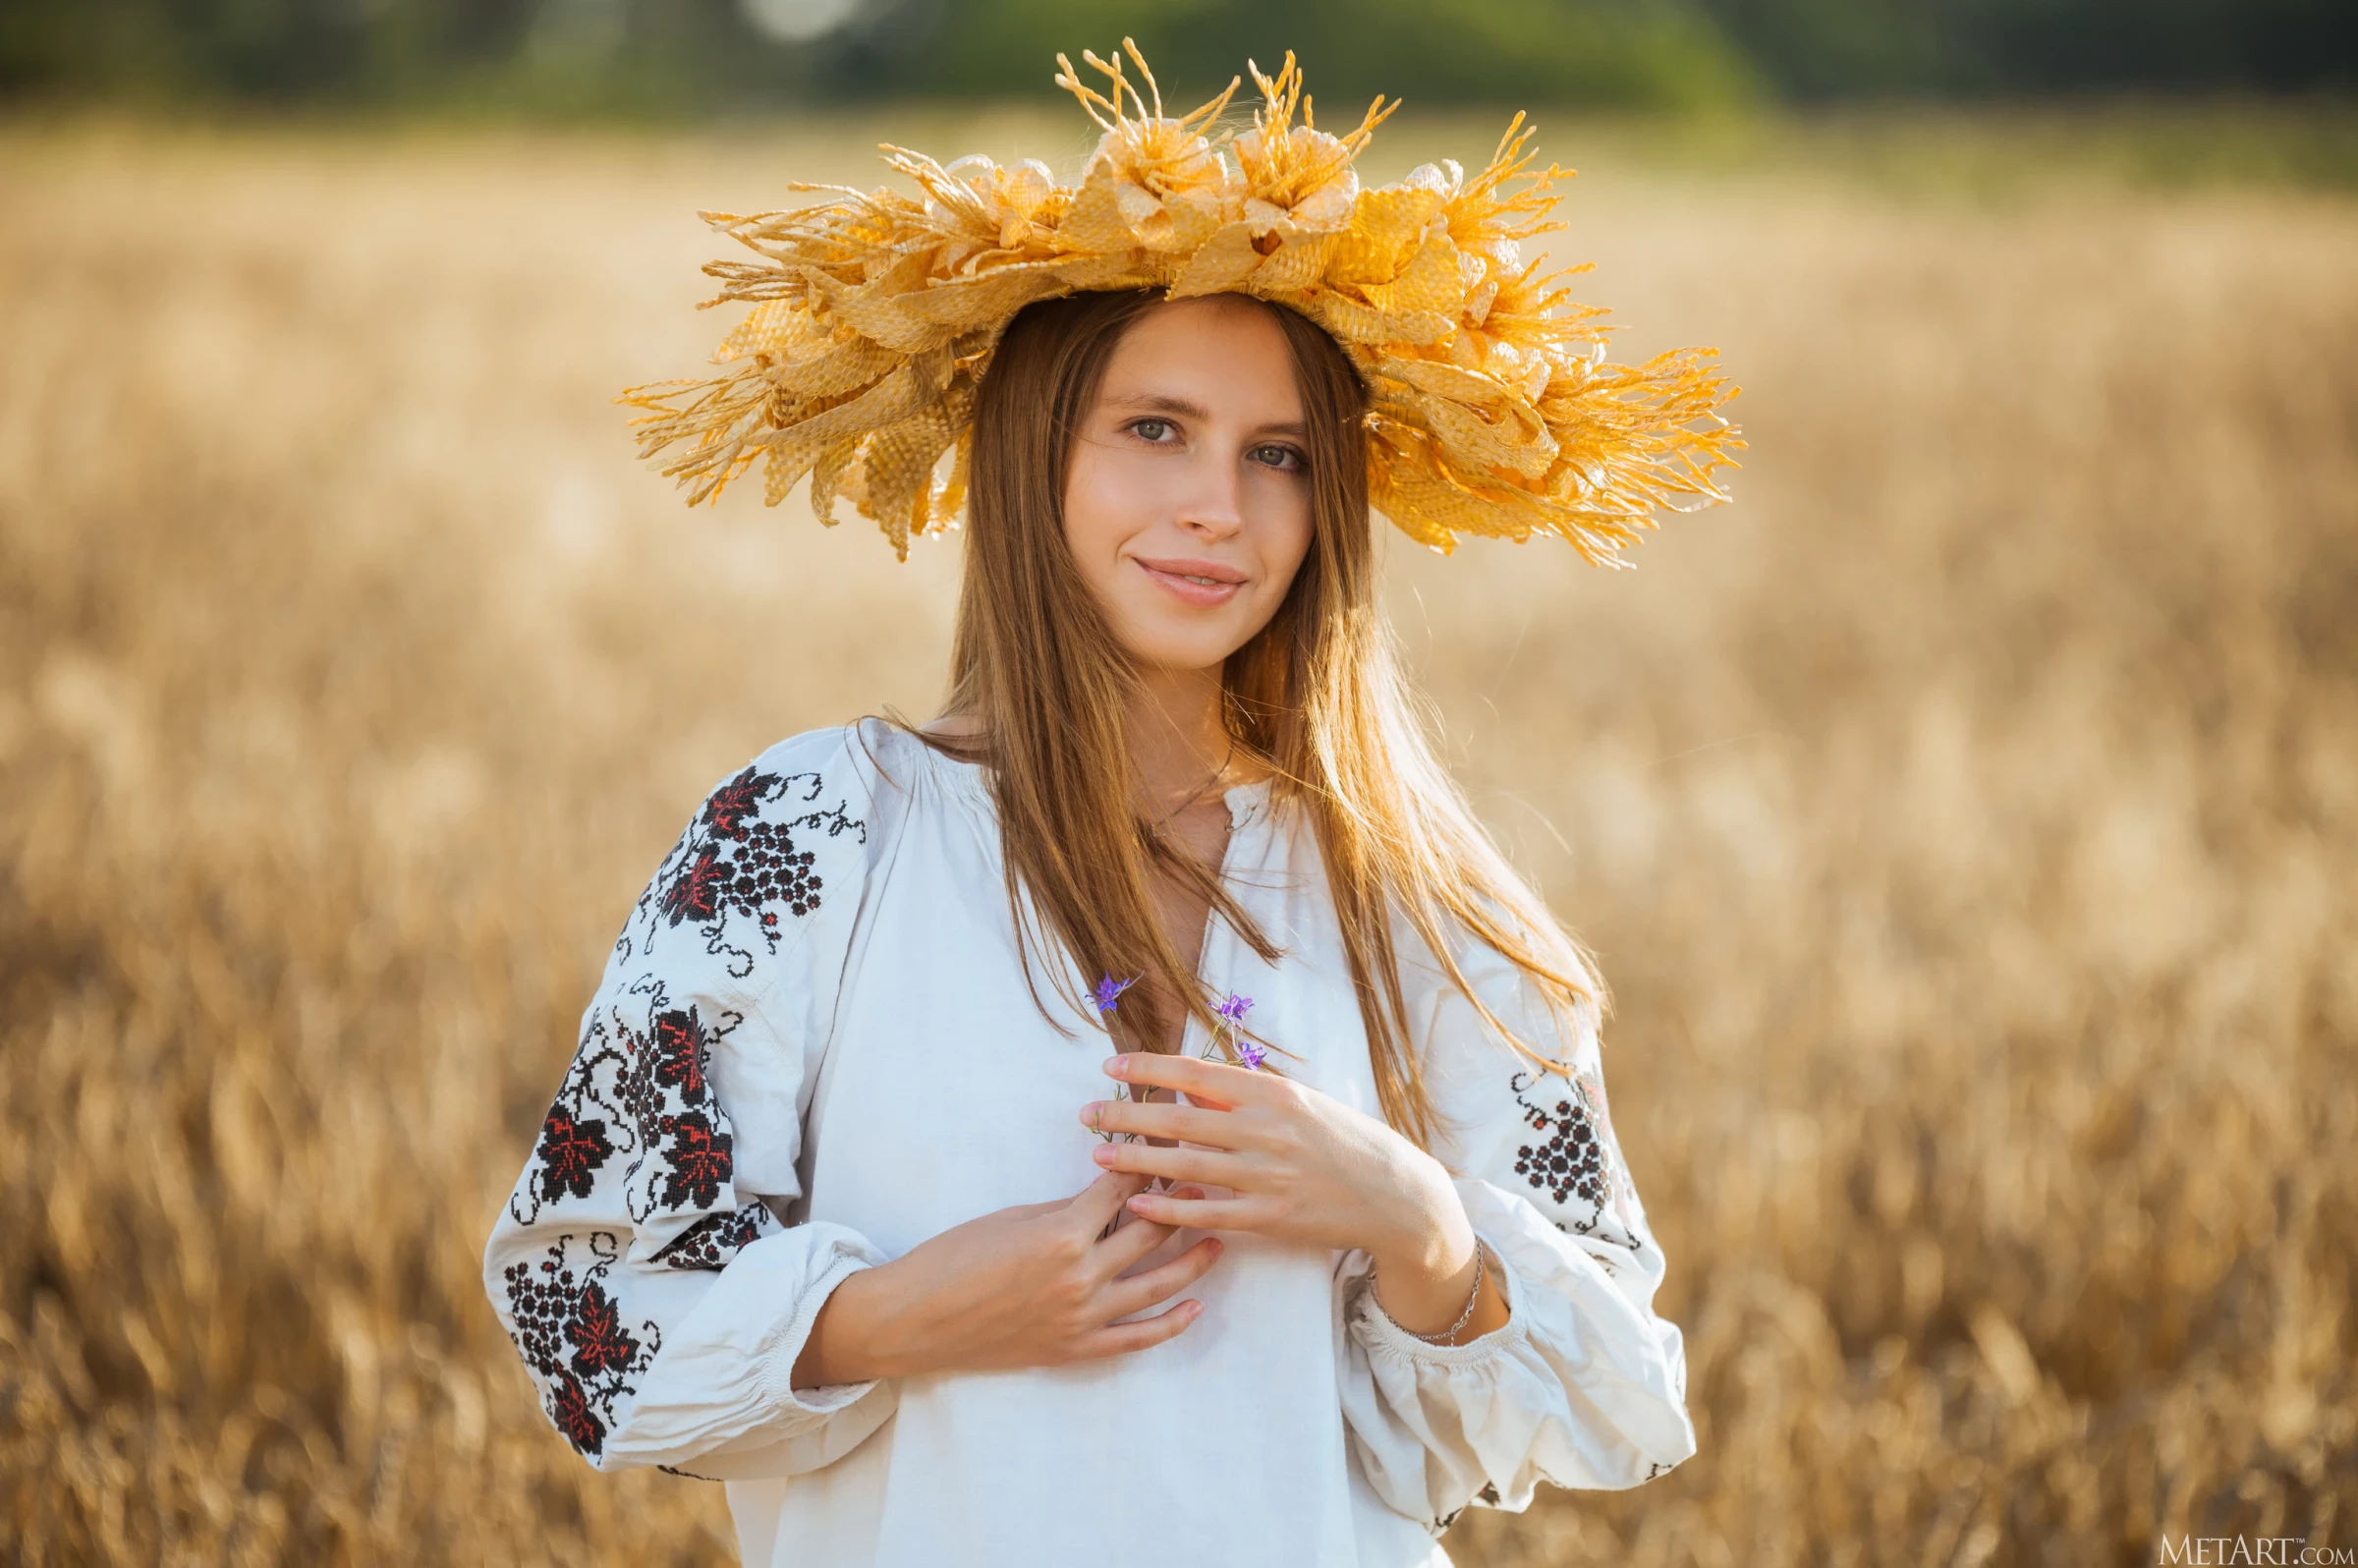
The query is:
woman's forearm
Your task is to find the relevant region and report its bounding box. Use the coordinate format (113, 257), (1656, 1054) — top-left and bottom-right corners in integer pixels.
(1366, 1172), (1512, 1344)
(789, 1179), (1217, 1388)
(792, 1260), (912, 1389)
(1370, 1236), (1510, 1344)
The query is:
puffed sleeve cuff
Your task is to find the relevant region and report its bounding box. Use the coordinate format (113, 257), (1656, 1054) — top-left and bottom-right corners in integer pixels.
(600, 1221), (902, 1480)
(1339, 1179), (1696, 1520)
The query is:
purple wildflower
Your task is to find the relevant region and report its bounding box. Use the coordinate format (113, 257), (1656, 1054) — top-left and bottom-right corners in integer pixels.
(1093, 974), (1137, 1016)
(1211, 992), (1264, 1068)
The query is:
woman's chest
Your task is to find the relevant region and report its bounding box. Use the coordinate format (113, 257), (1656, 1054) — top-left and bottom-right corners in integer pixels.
(792, 795), (1380, 1257)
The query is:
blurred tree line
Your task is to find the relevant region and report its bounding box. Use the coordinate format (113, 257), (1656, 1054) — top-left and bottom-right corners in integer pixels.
(0, 0), (2348, 115)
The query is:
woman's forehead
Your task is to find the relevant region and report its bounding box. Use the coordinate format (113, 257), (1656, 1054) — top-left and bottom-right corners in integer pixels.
(1097, 299), (1305, 421)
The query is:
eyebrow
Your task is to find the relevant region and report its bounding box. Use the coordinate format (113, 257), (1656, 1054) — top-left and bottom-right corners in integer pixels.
(1105, 391), (1306, 436)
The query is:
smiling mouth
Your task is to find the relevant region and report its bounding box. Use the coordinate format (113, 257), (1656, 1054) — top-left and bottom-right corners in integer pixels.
(1133, 558), (1247, 606)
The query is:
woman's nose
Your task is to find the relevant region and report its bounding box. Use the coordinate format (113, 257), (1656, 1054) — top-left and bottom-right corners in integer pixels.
(1171, 447), (1247, 536)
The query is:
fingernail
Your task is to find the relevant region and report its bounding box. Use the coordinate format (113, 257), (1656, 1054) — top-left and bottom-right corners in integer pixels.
(1103, 1056), (1127, 1077)
(1079, 1102), (1100, 1126)
(1128, 1195), (1151, 1211)
(1094, 1145), (1116, 1165)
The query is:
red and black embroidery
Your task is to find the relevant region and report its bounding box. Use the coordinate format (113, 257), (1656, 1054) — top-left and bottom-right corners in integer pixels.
(1511, 1069), (1610, 1208)
(501, 1232), (659, 1459)
(699, 768), (770, 836)
(642, 764), (867, 976)
(495, 744), (867, 1463)
(651, 1204), (773, 1270)
(604, 999), (710, 1150)
(507, 995), (741, 1231)
(512, 1016), (642, 1227)
(533, 1105), (615, 1204)
(1511, 1068), (1641, 1250)
(653, 1110), (733, 1211)
(649, 1007), (711, 1102)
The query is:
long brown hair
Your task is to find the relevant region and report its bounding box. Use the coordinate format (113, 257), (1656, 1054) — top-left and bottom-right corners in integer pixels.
(870, 287), (1600, 1153)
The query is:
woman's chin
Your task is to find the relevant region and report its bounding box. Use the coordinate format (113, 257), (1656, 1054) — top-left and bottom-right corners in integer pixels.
(1122, 633), (1248, 675)
(1108, 612), (1251, 675)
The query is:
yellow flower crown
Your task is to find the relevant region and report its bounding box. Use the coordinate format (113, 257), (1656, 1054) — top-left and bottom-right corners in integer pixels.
(620, 39), (1745, 564)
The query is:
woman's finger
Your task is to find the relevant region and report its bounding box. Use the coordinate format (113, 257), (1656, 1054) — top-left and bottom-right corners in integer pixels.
(1094, 1202), (1183, 1271)
(1071, 1296), (1205, 1361)
(1123, 1189), (1267, 1230)
(1064, 1169), (1153, 1236)
(1099, 1235), (1223, 1320)
(1103, 1051), (1274, 1107)
(1093, 1140), (1241, 1187)
(1081, 1096), (1251, 1148)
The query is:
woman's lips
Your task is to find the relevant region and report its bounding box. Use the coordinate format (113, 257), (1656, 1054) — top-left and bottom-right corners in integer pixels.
(1134, 559), (1244, 608)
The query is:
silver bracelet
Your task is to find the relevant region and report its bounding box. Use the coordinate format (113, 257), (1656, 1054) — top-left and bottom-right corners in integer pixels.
(1379, 1243), (1487, 1345)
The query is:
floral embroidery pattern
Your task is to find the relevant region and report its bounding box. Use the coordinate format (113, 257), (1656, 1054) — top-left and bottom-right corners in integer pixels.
(492, 746), (858, 1462)
(501, 1232), (659, 1458)
(642, 763), (867, 976)
(649, 1007), (710, 1099)
(654, 1110), (733, 1210)
(512, 995), (750, 1231)
(533, 1105), (614, 1204)
(1511, 1069), (1609, 1209)
(650, 1204), (773, 1270)
(1510, 1068), (1640, 1249)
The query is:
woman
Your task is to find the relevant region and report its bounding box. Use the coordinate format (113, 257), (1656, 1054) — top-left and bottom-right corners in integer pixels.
(485, 43), (1735, 1568)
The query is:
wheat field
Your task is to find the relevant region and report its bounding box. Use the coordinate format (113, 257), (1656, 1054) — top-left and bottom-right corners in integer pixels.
(0, 112), (2352, 1566)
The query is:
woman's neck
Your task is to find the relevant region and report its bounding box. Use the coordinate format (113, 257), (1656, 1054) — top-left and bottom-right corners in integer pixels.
(1125, 663), (1244, 818)
(922, 663), (1258, 812)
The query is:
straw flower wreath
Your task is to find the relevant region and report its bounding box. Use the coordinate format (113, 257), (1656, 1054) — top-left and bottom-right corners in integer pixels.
(618, 38), (1745, 563)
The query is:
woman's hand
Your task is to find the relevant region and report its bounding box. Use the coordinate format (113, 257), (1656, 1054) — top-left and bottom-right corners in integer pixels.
(1082, 1053), (1510, 1344)
(791, 1170), (1222, 1390)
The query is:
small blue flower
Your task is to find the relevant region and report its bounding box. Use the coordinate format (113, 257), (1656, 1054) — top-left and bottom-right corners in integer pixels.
(1236, 1037), (1267, 1070)
(1093, 974), (1138, 1016)
(1214, 993), (1254, 1026)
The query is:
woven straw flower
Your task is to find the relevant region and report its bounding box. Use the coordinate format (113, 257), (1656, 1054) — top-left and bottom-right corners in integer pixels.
(620, 38), (1744, 564)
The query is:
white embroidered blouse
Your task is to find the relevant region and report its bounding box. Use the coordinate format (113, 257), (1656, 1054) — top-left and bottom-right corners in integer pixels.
(482, 716), (1696, 1568)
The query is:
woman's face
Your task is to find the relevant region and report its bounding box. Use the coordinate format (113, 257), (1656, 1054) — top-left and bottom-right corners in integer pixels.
(1063, 296), (1316, 674)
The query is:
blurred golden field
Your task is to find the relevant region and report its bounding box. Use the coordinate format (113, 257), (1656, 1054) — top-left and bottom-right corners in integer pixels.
(1, 109), (2353, 1565)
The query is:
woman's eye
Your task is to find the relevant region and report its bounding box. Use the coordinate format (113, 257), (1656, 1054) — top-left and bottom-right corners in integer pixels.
(1123, 420), (1300, 473)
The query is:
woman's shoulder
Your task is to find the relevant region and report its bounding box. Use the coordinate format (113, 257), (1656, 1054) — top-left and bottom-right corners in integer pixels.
(623, 720), (897, 988)
(736, 713), (964, 806)
(689, 720), (878, 864)
(731, 717), (873, 795)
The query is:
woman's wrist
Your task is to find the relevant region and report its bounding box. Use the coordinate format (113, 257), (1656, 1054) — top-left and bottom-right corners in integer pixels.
(1363, 1159), (1490, 1337)
(792, 1259), (911, 1389)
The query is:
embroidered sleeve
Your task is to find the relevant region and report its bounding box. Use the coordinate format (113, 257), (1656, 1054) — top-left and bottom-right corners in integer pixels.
(1334, 912), (1697, 1534)
(481, 724), (900, 1480)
